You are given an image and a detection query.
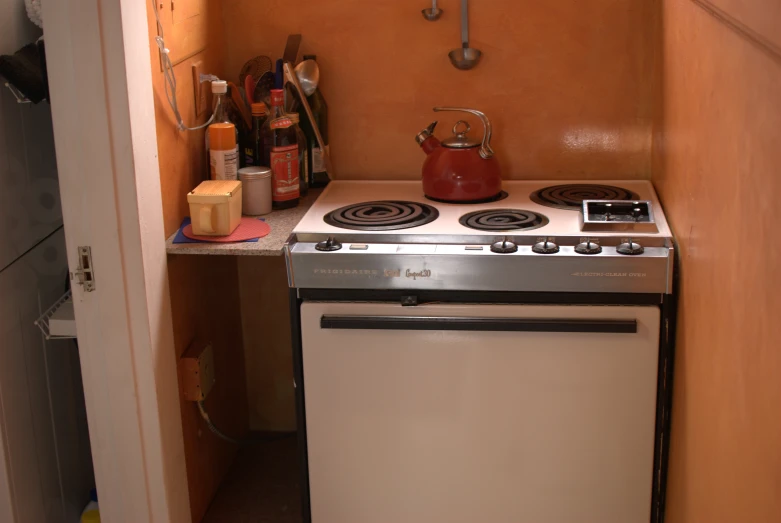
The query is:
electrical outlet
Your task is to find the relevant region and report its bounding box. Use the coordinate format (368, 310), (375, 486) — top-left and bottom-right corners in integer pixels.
(179, 341), (215, 401)
(191, 60), (208, 116)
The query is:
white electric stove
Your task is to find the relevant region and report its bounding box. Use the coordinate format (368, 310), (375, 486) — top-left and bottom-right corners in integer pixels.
(287, 180), (674, 294)
(284, 180), (675, 523)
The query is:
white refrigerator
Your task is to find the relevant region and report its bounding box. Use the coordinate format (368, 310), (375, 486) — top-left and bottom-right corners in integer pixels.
(0, 2), (95, 520)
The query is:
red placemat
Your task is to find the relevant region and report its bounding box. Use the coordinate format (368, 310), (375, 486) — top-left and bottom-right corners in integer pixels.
(183, 217), (271, 242)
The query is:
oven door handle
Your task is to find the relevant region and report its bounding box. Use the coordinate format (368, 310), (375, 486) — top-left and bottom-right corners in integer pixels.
(320, 315), (637, 334)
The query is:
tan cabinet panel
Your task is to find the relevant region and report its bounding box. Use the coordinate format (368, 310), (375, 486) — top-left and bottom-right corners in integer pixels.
(157, 0), (208, 66)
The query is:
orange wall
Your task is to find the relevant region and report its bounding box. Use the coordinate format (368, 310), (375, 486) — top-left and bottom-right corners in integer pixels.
(220, 0), (658, 180)
(653, 1), (781, 521)
(146, 2), (248, 522)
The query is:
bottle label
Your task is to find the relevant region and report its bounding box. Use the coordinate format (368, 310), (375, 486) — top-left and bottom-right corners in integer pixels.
(270, 144), (300, 201)
(312, 144), (330, 173)
(210, 148), (238, 180)
(244, 146), (255, 166)
(270, 90), (285, 107)
(270, 117), (293, 130)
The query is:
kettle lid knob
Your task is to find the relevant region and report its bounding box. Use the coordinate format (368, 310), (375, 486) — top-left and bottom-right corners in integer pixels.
(441, 120), (481, 149)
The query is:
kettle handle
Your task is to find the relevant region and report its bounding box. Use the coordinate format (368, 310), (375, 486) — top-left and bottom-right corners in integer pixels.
(433, 107), (494, 159)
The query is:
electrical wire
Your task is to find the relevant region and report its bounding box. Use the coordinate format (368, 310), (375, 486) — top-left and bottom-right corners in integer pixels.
(198, 400), (240, 444)
(197, 401), (296, 445)
(150, 0), (219, 131)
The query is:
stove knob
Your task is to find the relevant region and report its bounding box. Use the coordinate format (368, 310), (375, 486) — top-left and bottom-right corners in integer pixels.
(617, 239), (645, 255)
(491, 237), (518, 254)
(315, 236), (342, 252)
(575, 239), (602, 255)
(532, 238), (559, 254)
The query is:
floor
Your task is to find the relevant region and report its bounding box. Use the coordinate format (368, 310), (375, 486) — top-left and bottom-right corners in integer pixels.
(203, 434), (302, 523)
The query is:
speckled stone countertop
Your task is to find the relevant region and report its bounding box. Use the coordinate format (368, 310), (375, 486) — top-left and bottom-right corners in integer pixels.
(166, 189), (322, 257)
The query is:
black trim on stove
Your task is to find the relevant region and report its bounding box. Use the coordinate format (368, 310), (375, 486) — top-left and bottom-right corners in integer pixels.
(288, 288), (311, 523)
(320, 315), (638, 333)
(297, 288), (663, 306)
(651, 292), (677, 523)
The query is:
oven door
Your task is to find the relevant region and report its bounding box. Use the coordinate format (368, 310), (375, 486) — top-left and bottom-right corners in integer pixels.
(301, 302), (660, 523)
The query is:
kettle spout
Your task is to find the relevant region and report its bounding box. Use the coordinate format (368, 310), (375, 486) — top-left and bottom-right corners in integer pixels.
(415, 121), (440, 154)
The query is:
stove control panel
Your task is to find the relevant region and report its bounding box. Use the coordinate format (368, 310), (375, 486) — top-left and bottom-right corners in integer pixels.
(315, 236), (342, 251)
(617, 239), (645, 255)
(575, 238), (602, 255)
(490, 237), (518, 254)
(533, 238), (559, 254)
(580, 200), (658, 233)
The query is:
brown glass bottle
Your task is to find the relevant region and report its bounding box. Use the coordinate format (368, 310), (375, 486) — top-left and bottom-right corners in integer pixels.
(243, 102), (267, 167)
(261, 89), (300, 209)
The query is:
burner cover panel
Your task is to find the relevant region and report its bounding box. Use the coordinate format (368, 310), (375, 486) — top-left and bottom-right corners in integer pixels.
(324, 201), (439, 231)
(459, 209), (549, 232)
(530, 184), (638, 210)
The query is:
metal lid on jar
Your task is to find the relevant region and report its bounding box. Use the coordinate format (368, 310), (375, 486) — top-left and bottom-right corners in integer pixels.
(238, 166), (272, 180)
(441, 120), (480, 148)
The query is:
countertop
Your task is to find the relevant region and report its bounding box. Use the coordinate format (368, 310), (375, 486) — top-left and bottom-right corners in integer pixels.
(166, 189), (321, 257)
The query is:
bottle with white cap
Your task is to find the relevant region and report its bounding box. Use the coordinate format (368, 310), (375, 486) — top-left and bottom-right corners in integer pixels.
(204, 80), (239, 179)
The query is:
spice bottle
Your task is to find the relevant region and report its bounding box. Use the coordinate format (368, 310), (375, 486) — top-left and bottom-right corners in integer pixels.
(261, 89), (299, 209)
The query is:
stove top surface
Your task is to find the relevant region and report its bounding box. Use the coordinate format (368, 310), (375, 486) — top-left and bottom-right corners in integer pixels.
(294, 180), (671, 241)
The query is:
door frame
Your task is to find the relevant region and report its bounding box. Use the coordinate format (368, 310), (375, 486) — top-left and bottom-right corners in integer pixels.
(41, 0), (190, 521)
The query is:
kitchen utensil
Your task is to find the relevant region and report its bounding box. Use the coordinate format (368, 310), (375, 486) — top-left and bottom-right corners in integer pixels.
(244, 74), (255, 105)
(254, 71), (275, 106)
(227, 81), (252, 130)
(274, 59), (284, 90)
(422, 0), (443, 21)
(284, 60), (319, 113)
(283, 61), (333, 179)
(187, 180), (242, 236)
(295, 59), (320, 97)
(276, 34), (302, 89)
(239, 166), (272, 215)
(449, 0), (482, 70)
(415, 107), (499, 202)
(283, 34), (302, 64)
(239, 55), (272, 86)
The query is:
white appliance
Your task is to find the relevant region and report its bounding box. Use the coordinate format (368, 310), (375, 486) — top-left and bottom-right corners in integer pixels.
(0, 4), (94, 517)
(285, 181), (676, 523)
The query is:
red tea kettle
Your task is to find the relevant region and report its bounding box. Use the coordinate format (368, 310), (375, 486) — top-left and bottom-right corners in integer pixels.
(415, 107), (501, 202)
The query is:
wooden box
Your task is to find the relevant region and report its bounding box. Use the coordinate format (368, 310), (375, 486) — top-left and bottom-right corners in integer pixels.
(187, 180), (242, 236)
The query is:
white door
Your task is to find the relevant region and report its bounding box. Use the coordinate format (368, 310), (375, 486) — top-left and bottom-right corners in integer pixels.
(39, 0), (191, 521)
(302, 302), (660, 523)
